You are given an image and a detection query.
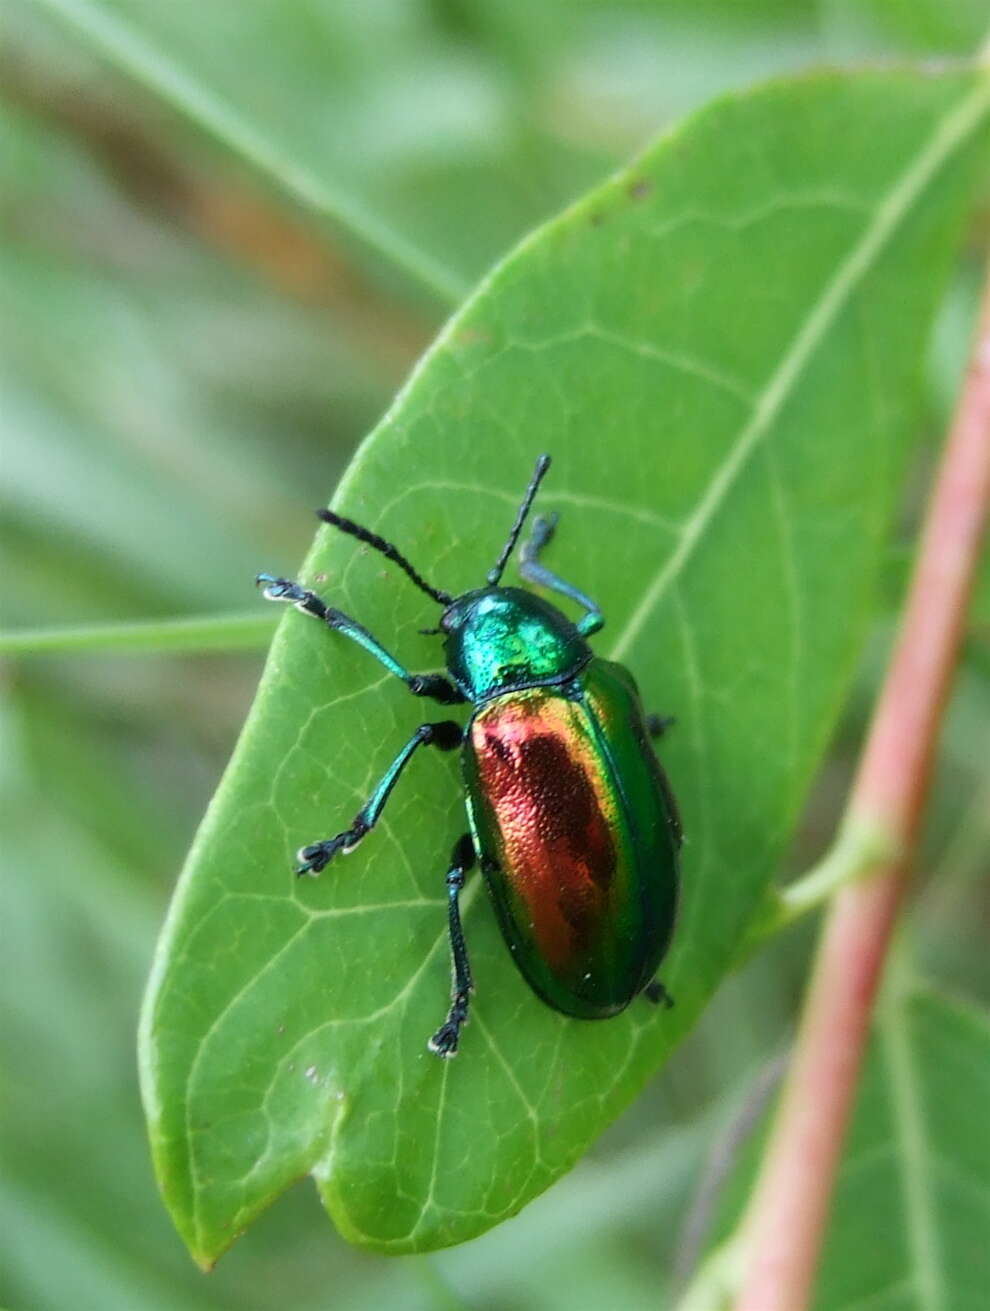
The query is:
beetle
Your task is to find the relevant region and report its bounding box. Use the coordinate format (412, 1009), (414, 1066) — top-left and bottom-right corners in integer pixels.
(257, 455), (681, 1057)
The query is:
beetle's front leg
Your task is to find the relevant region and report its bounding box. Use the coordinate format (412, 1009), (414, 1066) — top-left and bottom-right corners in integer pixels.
(296, 720), (463, 876)
(519, 513), (604, 637)
(428, 834), (477, 1058)
(256, 574), (464, 705)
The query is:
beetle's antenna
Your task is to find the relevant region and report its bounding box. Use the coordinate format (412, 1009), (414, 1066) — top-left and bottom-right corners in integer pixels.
(316, 509), (453, 606)
(487, 454), (552, 587)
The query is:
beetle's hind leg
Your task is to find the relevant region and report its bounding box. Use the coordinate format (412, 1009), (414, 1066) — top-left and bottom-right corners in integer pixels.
(429, 834), (477, 1058)
(643, 979), (675, 1009)
(296, 720), (463, 876)
(519, 513), (604, 637)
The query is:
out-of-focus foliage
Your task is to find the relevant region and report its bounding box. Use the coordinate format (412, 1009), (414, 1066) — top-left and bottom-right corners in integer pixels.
(2, 2), (988, 1308)
(816, 985), (990, 1311)
(17, 0), (829, 296)
(700, 982), (990, 1311)
(822, 0), (990, 57)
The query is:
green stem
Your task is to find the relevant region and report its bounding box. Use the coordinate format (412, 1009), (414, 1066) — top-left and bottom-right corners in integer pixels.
(752, 816), (900, 943)
(676, 1238), (745, 1311)
(0, 612), (276, 656)
(32, 0), (468, 307)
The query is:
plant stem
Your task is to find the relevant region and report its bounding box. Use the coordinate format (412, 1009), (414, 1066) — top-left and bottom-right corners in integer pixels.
(674, 1053), (789, 1295)
(750, 813), (898, 941)
(727, 264), (990, 1311)
(0, 612), (276, 656)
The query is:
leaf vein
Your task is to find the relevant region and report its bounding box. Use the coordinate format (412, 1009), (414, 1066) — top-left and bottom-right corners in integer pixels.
(608, 78), (990, 663)
(879, 991), (946, 1311)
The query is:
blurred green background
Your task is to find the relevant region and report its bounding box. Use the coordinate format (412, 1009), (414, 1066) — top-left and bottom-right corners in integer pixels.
(2, 3), (988, 1309)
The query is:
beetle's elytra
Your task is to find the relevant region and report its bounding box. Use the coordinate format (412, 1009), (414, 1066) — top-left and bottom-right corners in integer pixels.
(257, 455), (681, 1057)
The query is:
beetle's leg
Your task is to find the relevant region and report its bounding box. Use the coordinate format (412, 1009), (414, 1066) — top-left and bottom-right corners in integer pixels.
(256, 574), (464, 704)
(428, 834), (477, 1058)
(643, 979), (675, 1009)
(646, 713), (677, 739)
(518, 513), (604, 637)
(295, 720), (463, 876)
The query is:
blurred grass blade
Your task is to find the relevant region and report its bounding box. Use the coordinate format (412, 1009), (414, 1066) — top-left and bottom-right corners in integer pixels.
(31, 0), (469, 305)
(140, 67), (990, 1263)
(0, 613), (276, 656)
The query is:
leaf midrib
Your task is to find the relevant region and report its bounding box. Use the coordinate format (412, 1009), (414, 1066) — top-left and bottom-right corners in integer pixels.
(879, 990), (945, 1311)
(608, 73), (990, 664)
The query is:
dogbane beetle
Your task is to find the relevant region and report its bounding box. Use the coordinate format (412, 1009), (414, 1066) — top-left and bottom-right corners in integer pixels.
(257, 456), (681, 1057)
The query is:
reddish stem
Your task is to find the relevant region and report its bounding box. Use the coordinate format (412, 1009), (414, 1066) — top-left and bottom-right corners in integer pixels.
(733, 266), (990, 1311)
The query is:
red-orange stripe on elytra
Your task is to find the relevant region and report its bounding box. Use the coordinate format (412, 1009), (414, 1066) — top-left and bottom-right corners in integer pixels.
(470, 692), (621, 972)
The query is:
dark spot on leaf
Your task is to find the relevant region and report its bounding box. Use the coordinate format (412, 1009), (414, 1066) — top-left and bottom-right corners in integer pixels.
(455, 325), (491, 347)
(628, 177), (653, 201)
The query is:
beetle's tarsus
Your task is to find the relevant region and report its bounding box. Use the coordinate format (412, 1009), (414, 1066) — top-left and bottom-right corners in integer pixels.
(428, 992), (470, 1058)
(256, 572), (299, 601)
(643, 979), (675, 1009)
(519, 512), (558, 569)
(427, 1024), (459, 1058)
(407, 672), (464, 704)
(646, 713), (676, 739)
(295, 822), (368, 876)
(519, 510), (604, 636)
(525, 511), (559, 556)
(256, 573), (326, 619)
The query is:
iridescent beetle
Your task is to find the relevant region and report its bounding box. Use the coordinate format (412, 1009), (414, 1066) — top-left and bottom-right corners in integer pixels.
(257, 456), (681, 1056)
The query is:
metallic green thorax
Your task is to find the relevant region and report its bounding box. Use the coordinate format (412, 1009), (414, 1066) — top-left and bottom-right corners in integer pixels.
(442, 587), (590, 702)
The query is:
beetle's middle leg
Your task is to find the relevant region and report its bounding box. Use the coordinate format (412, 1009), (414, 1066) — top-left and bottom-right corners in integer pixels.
(256, 574), (464, 705)
(519, 513), (604, 637)
(428, 833), (477, 1058)
(296, 720), (463, 875)
(646, 713), (676, 739)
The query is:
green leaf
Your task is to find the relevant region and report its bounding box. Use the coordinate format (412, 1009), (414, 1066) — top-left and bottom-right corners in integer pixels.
(140, 67), (990, 1262)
